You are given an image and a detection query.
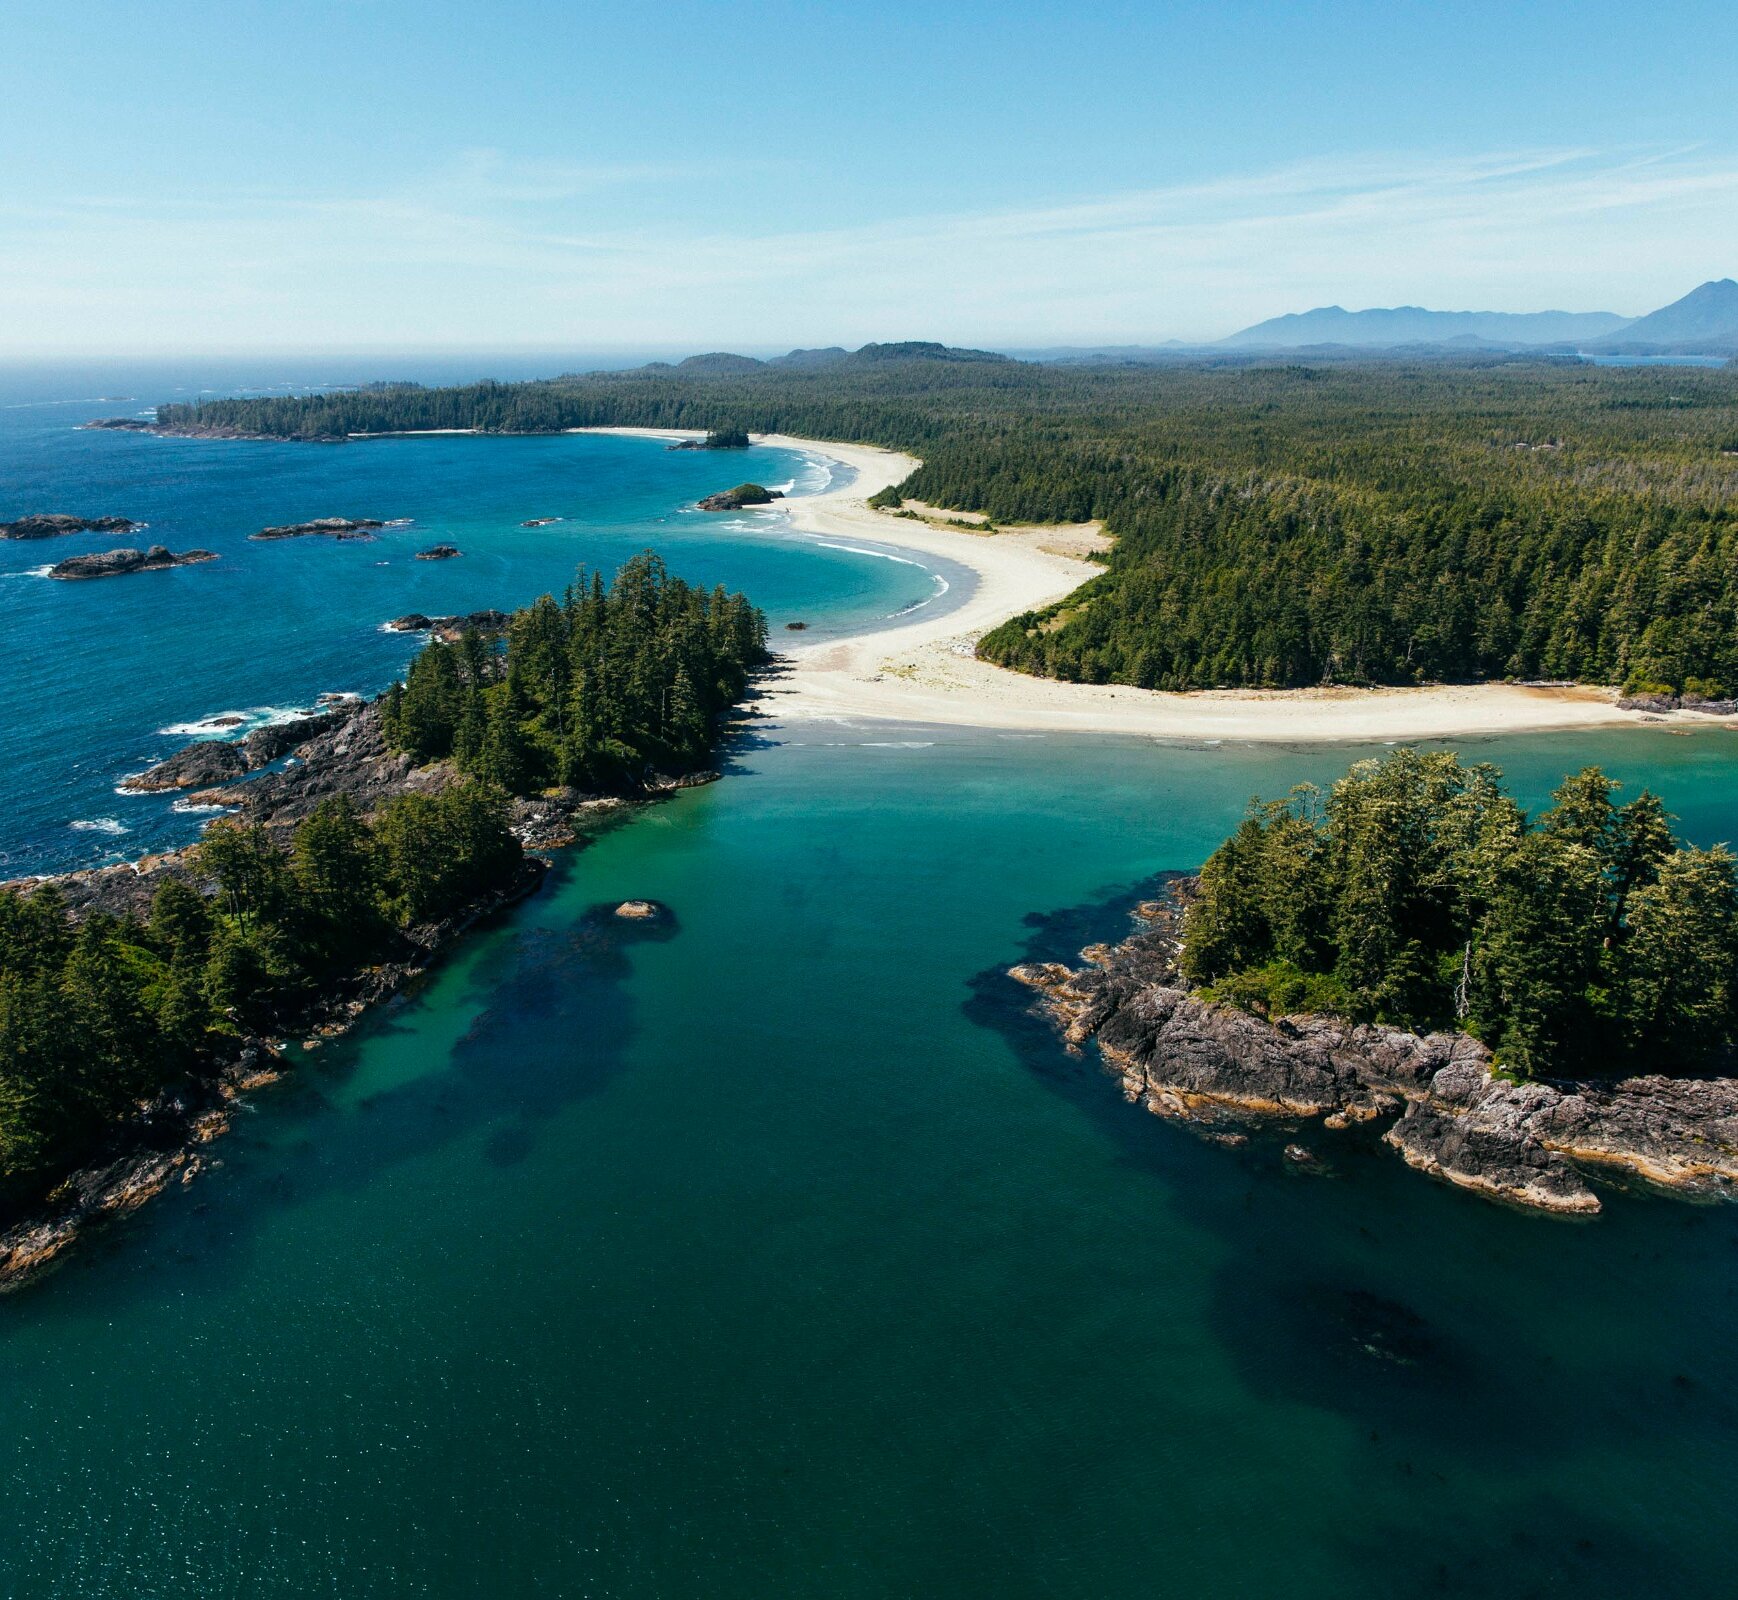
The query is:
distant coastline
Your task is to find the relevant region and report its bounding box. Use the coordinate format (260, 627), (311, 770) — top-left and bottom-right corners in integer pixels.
(85, 414), (1731, 743)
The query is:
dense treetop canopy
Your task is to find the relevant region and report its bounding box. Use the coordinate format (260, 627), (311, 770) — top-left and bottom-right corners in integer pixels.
(158, 353), (1738, 696)
(1180, 749), (1738, 1078)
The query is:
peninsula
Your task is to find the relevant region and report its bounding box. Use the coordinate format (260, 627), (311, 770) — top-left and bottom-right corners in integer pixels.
(0, 556), (768, 1290)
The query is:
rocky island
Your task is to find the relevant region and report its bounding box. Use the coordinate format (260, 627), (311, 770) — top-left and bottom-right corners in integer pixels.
(1015, 749), (1738, 1216)
(250, 516), (388, 541)
(47, 545), (217, 579)
(415, 544), (461, 560)
(697, 483), (782, 511)
(2, 513), (142, 539)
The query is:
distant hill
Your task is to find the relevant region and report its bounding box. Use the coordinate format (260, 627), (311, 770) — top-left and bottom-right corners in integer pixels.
(643, 342), (1014, 375)
(1221, 305), (1631, 349)
(1591, 280), (1738, 352)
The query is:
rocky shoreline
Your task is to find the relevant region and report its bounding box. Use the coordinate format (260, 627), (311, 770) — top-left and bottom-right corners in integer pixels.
(0, 860), (548, 1292)
(1012, 890), (1738, 1216)
(0, 691), (725, 1290)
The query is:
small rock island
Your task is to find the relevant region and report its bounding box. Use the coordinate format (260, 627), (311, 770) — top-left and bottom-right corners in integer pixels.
(1, 513), (142, 540)
(415, 544), (461, 560)
(251, 517), (387, 541)
(48, 546), (217, 580)
(697, 483), (783, 511)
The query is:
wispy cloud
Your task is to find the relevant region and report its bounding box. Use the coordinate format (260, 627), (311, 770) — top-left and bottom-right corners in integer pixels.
(2, 145), (1734, 351)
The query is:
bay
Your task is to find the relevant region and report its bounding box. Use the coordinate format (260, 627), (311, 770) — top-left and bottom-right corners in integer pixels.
(4, 366), (1738, 1597)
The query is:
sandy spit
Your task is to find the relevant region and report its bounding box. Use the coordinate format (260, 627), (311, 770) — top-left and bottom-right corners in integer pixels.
(575, 428), (1732, 743)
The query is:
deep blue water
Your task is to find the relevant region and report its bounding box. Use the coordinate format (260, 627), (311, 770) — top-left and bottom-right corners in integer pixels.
(0, 363), (957, 876)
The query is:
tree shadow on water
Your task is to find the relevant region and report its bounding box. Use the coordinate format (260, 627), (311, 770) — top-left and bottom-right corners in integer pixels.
(10, 895), (681, 1320)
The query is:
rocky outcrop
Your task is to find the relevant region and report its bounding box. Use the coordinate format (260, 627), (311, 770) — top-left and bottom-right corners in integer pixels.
(697, 483), (783, 511)
(520, 517), (563, 527)
(120, 709), (350, 793)
(241, 709), (347, 768)
(385, 609), (509, 641)
(1618, 691), (1738, 716)
(122, 740), (249, 792)
(1, 513), (142, 539)
(47, 545), (216, 579)
(415, 544), (461, 560)
(251, 517), (386, 541)
(1012, 899), (1738, 1215)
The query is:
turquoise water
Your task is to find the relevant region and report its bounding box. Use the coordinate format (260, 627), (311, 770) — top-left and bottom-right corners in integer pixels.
(0, 366), (955, 876)
(5, 369), (1738, 1596)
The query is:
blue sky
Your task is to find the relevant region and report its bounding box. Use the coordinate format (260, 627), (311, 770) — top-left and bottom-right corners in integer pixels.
(4, 0), (1735, 353)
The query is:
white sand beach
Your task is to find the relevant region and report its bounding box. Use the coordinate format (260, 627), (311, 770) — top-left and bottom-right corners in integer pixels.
(577, 429), (1732, 742)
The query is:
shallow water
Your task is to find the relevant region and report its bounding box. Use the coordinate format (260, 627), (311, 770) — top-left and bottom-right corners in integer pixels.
(5, 368), (1738, 1597)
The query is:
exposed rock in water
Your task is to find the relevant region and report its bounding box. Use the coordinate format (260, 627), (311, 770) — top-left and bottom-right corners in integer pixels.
(614, 899), (663, 920)
(78, 418), (156, 433)
(251, 517), (386, 541)
(1011, 896), (1738, 1215)
(520, 517), (563, 527)
(47, 545), (217, 579)
(785, 621), (809, 631)
(415, 544), (462, 560)
(696, 483), (783, 511)
(385, 609), (509, 641)
(0, 513), (143, 540)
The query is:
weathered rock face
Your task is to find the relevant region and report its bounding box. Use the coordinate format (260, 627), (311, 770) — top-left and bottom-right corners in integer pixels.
(1012, 902), (1738, 1215)
(0, 513), (142, 539)
(47, 545), (216, 579)
(250, 517), (385, 541)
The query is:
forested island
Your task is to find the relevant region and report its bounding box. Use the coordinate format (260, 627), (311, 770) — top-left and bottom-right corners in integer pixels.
(0, 555), (767, 1286)
(1015, 750), (1738, 1213)
(111, 347), (1738, 699)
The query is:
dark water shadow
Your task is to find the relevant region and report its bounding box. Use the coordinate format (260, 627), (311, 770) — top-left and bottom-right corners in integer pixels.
(963, 874), (1738, 1474)
(4, 868), (680, 1323)
(1341, 1489), (1700, 1599)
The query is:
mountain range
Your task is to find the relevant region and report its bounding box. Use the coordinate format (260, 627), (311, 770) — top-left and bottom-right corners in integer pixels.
(1221, 279), (1738, 355)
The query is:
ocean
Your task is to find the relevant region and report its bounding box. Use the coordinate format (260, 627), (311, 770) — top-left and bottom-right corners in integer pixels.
(4, 362), (1738, 1597)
